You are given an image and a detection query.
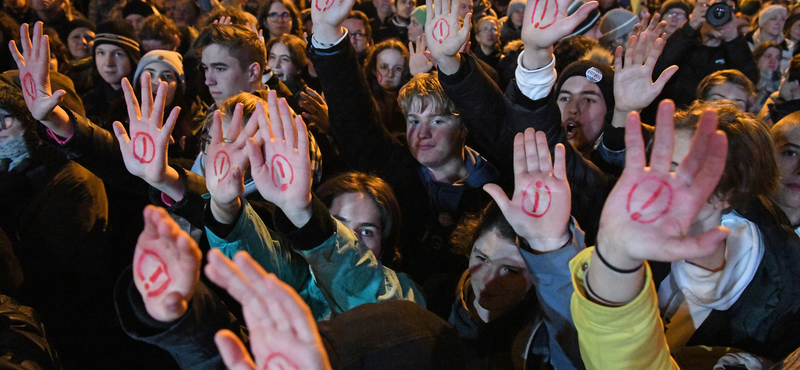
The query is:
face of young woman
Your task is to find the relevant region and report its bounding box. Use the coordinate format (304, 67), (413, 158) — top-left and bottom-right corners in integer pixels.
(475, 19), (498, 49)
(468, 229), (533, 317)
(264, 2), (293, 38)
(142, 62), (179, 107)
(329, 192), (384, 259)
(268, 42), (300, 82)
(758, 47), (781, 72)
(374, 48), (405, 92)
(95, 44), (132, 89)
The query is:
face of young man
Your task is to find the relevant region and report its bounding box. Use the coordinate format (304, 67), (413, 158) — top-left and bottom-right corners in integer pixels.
(201, 44), (257, 106)
(406, 103), (466, 171)
(557, 76), (607, 155)
(343, 18), (370, 53)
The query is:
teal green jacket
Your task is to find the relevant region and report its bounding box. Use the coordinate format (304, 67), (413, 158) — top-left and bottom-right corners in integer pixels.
(206, 199), (426, 321)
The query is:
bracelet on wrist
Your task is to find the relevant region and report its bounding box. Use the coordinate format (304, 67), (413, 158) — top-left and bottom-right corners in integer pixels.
(594, 244), (643, 274)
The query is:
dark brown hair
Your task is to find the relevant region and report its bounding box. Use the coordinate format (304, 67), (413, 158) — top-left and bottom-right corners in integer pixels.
(194, 23), (266, 74)
(316, 172), (402, 268)
(674, 100), (779, 209)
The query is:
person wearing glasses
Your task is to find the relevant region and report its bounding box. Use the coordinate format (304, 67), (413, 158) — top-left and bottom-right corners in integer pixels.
(659, 0), (691, 39)
(343, 10), (373, 65)
(257, 0), (303, 38)
(472, 15), (502, 73)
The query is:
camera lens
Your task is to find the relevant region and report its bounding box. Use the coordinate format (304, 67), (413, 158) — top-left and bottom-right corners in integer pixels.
(706, 2), (732, 26)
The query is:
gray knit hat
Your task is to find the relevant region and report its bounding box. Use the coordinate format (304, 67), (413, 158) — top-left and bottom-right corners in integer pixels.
(508, 0), (526, 15)
(598, 8), (637, 44)
(758, 5), (788, 28)
(133, 50), (185, 91)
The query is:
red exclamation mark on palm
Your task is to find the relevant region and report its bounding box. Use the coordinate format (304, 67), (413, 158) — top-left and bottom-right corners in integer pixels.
(531, 0), (558, 29)
(432, 19), (450, 44)
(626, 178), (673, 224)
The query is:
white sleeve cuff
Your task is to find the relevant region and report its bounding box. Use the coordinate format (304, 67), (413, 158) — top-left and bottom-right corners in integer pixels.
(311, 29), (349, 50)
(515, 50), (557, 101)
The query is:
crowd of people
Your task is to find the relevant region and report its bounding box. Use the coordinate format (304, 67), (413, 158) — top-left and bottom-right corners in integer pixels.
(2, 0), (800, 367)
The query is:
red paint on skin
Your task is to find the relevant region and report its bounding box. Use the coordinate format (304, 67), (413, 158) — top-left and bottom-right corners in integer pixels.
(263, 353), (298, 370)
(626, 178), (673, 224)
(133, 132), (156, 163)
(432, 19), (450, 44)
(23, 73), (37, 100)
(214, 151), (231, 182)
(521, 180), (551, 218)
(135, 250), (172, 297)
(530, 0), (558, 29)
(315, 0), (333, 11)
(270, 154), (294, 191)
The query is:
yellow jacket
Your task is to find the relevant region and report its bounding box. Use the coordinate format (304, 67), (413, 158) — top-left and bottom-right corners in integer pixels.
(569, 248), (679, 370)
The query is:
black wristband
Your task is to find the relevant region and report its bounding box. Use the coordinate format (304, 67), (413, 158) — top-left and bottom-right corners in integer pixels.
(594, 244), (643, 274)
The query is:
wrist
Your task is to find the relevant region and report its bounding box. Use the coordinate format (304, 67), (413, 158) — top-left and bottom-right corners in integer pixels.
(524, 228), (571, 253)
(150, 167), (185, 202)
(210, 197), (242, 225)
(313, 25), (345, 45)
(436, 53), (462, 75)
(593, 240), (644, 273)
(279, 197), (313, 228)
(520, 47), (554, 71)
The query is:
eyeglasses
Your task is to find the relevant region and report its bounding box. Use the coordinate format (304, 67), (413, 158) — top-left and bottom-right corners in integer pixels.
(267, 12), (291, 21)
(664, 12), (686, 20)
(349, 31), (367, 39)
(478, 27), (498, 34)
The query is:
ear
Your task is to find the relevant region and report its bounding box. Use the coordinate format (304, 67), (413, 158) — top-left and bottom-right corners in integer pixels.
(247, 62), (261, 84)
(171, 35), (181, 51)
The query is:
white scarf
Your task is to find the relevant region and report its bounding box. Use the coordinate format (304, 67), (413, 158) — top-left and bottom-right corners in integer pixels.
(658, 211), (765, 351)
(0, 135), (29, 171)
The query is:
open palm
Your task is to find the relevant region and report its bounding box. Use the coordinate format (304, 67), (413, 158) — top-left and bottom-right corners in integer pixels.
(597, 101), (730, 270)
(113, 75), (180, 187)
(205, 104), (260, 205)
(521, 0), (598, 49)
(207, 249), (332, 370)
(484, 129), (571, 251)
(246, 90), (312, 219)
(424, 0), (471, 61)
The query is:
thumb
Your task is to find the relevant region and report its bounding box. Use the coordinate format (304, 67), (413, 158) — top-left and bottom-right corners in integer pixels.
(483, 183), (510, 210)
(214, 330), (257, 370)
(112, 121), (131, 143)
(653, 65), (679, 92)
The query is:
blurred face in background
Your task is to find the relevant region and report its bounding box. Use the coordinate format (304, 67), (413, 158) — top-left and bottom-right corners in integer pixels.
(68, 27), (95, 59)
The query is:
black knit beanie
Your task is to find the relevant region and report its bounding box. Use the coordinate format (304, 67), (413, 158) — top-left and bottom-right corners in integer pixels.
(554, 59), (615, 113)
(93, 20), (141, 65)
(122, 0), (156, 19)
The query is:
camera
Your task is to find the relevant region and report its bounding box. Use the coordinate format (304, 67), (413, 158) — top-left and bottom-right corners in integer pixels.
(706, 2), (733, 27)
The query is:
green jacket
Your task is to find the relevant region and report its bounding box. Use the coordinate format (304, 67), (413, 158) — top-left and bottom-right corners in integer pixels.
(206, 199), (425, 321)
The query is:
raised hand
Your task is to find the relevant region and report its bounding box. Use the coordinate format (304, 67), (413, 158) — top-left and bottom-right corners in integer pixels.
(596, 101), (729, 272)
(9, 22), (68, 127)
(310, 0), (356, 44)
(424, 0), (470, 74)
(484, 128), (571, 252)
(409, 36), (435, 76)
(206, 249), (332, 370)
(246, 23), (265, 44)
(214, 16), (232, 25)
(113, 75), (181, 190)
(134, 205), (202, 322)
(246, 90), (312, 228)
(298, 87), (330, 134)
(521, 0), (598, 51)
(612, 30), (678, 121)
(205, 103), (261, 223)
